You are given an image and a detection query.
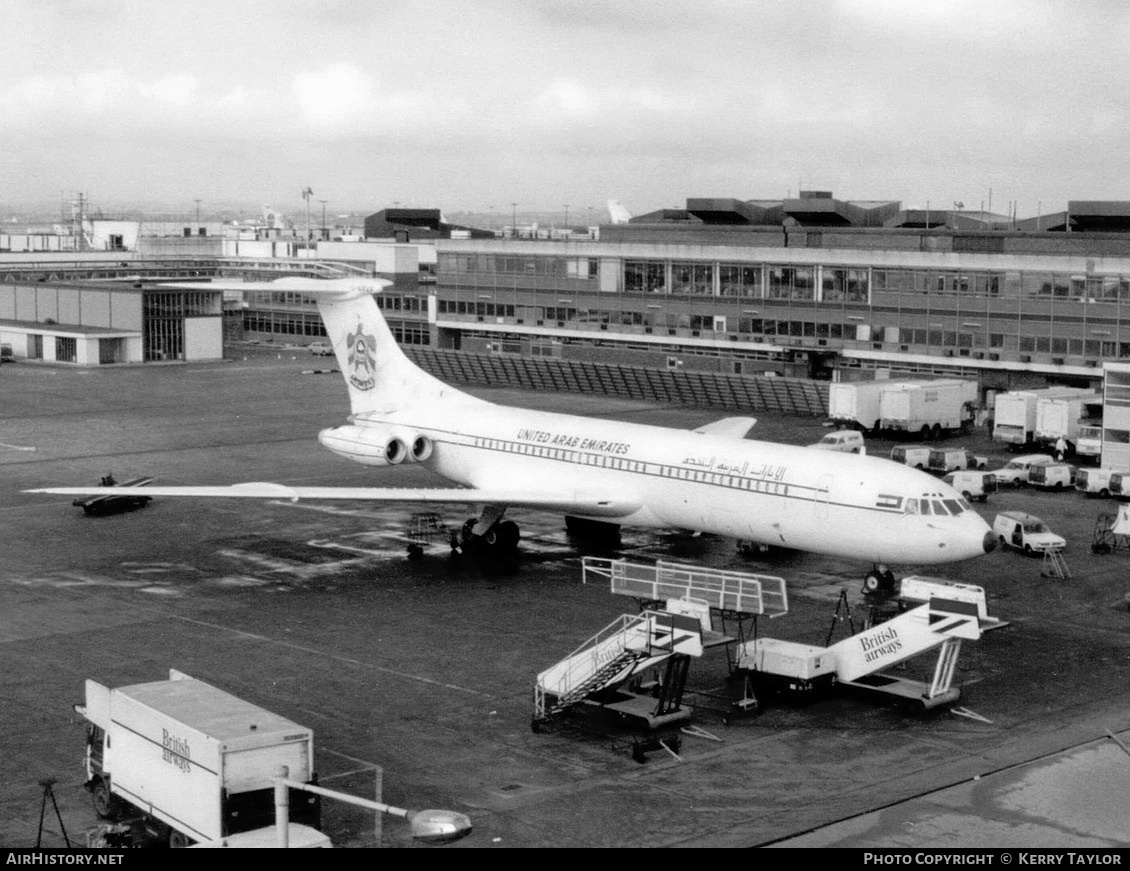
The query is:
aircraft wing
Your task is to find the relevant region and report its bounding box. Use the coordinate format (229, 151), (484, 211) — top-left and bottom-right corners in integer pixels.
(26, 483), (641, 519)
(692, 416), (757, 439)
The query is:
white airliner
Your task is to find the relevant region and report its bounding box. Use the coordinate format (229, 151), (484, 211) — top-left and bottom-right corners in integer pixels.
(28, 277), (995, 581)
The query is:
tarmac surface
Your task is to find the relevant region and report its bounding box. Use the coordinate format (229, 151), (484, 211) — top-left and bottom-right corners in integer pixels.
(2, 349), (1129, 849)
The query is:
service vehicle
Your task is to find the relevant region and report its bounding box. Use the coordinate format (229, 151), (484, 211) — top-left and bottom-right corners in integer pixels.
(308, 341), (334, 356)
(1075, 423), (1103, 464)
(1028, 462), (1076, 491)
(927, 447), (988, 474)
(879, 379), (979, 439)
(1075, 467), (1119, 497)
(826, 380), (920, 433)
(992, 511), (1066, 554)
(989, 453), (1056, 487)
(1111, 473), (1130, 501)
(72, 474), (152, 516)
(807, 429), (865, 453)
(1034, 392), (1101, 456)
(992, 387), (1094, 449)
(890, 444), (933, 469)
(942, 470), (997, 502)
(76, 669), (329, 848)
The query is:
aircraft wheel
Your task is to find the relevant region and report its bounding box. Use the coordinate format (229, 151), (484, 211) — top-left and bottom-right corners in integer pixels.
(495, 520), (520, 552)
(862, 573), (882, 594)
(460, 518), (478, 544)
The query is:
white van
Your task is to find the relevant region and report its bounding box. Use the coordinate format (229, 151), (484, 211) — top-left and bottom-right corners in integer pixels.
(890, 445), (932, 469)
(1028, 462), (1076, 491)
(942, 470), (997, 502)
(808, 429), (865, 453)
(927, 448), (988, 474)
(1076, 467), (1118, 497)
(992, 511), (1066, 554)
(990, 453), (1055, 487)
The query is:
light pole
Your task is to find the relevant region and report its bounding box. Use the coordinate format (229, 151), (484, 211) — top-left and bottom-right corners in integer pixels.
(489, 206), (494, 233)
(301, 187), (313, 247)
(511, 202), (517, 238)
(563, 204), (569, 237)
(194, 199), (201, 227)
(319, 199), (327, 239)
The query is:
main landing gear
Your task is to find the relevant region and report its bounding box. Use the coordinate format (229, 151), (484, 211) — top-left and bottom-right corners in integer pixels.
(452, 507), (521, 556)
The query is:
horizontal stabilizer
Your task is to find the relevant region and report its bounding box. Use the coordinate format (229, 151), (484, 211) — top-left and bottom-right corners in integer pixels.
(26, 484), (642, 518)
(692, 416), (758, 439)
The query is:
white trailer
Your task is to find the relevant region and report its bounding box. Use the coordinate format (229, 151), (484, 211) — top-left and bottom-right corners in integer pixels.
(993, 387), (1093, 449)
(1034, 392), (1101, 454)
(827, 380), (920, 433)
(76, 669), (329, 848)
(879, 380), (978, 439)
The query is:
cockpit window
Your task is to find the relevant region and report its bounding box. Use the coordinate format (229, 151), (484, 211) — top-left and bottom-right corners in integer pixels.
(957, 498), (971, 511)
(918, 499), (931, 515)
(943, 498), (962, 514)
(903, 498), (919, 514)
(931, 500), (947, 515)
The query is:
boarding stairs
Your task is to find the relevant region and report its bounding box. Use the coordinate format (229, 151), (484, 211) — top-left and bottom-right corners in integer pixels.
(583, 556), (788, 651)
(533, 609), (703, 724)
(737, 579), (984, 709)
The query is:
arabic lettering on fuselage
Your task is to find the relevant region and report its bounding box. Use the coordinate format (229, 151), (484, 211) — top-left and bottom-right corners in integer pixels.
(516, 428), (631, 455)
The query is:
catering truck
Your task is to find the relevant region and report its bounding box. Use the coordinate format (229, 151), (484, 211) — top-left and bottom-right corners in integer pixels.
(76, 669), (329, 847)
(826, 380), (920, 433)
(1034, 392), (1101, 456)
(992, 386), (1094, 449)
(879, 379), (978, 439)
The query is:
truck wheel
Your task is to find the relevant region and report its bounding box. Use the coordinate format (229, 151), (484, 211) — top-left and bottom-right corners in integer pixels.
(168, 829), (193, 848)
(91, 778), (120, 820)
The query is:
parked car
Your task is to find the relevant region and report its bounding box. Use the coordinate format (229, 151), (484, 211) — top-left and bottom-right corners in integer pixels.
(890, 445), (932, 469)
(992, 511), (1066, 554)
(808, 429), (865, 453)
(990, 453), (1055, 487)
(1028, 462), (1076, 491)
(927, 447), (988, 474)
(942, 470), (997, 502)
(308, 341), (334, 356)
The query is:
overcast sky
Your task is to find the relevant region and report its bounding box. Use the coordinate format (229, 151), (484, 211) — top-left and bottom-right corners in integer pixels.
(2, 0), (1128, 219)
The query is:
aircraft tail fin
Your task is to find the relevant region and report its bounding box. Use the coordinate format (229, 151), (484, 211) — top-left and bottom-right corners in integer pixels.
(168, 277), (476, 416)
(607, 199), (632, 224)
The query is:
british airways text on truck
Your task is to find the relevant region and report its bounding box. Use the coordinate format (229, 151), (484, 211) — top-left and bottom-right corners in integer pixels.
(76, 669), (330, 848)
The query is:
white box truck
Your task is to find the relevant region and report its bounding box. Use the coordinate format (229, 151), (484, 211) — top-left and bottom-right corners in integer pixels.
(76, 669), (329, 848)
(1034, 392), (1101, 455)
(827, 380), (920, 433)
(879, 380), (978, 439)
(993, 387), (1093, 449)
(1075, 423), (1103, 464)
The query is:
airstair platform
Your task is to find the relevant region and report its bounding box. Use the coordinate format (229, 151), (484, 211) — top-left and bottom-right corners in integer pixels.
(582, 557), (789, 620)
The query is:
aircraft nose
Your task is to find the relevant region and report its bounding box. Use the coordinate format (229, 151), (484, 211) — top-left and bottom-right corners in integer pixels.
(983, 531), (998, 553)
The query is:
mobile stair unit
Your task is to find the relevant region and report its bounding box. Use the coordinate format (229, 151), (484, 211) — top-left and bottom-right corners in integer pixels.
(736, 578), (987, 711)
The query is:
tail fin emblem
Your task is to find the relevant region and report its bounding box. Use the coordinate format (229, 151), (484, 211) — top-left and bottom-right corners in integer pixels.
(346, 324), (377, 391)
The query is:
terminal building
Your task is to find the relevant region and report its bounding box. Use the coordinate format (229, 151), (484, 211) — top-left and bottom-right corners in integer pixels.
(432, 193), (1130, 397)
(6, 193), (1130, 407)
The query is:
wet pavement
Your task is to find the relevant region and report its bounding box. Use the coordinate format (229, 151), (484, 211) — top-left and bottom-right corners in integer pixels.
(1, 355), (1128, 848)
